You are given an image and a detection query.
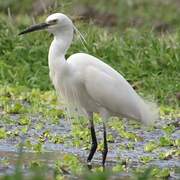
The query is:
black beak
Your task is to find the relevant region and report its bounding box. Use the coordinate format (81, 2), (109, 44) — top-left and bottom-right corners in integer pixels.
(18, 22), (50, 35)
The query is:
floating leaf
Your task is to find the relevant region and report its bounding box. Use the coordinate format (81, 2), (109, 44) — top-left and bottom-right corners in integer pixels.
(144, 141), (158, 152)
(21, 126), (28, 134)
(118, 129), (142, 142)
(18, 116), (30, 126)
(159, 150), (174, 160)
(0, 128), (7, 139)
(152, 167), (170, 178)
(159, 136), (173, 146)
(112, 164), (125, 173)
(163, 125), (175, 134)
(140, 156), (153, 164)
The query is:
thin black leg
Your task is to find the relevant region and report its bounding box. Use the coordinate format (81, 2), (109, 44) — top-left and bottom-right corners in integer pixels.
(102, 122), (108, 169)
(87, 114), (97, 164)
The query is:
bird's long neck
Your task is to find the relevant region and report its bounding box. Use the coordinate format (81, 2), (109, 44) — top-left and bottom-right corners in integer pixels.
(48, 27), (73, 82)
(48, 27), (73, 67)
(49, 28), (73, 61)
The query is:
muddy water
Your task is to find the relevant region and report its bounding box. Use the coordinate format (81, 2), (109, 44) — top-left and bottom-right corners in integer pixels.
(0, 115), (180, 179)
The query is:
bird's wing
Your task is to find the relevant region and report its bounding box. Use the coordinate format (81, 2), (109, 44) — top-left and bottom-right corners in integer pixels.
(68, 53), (158, 124)
(84, 66), (142, 120)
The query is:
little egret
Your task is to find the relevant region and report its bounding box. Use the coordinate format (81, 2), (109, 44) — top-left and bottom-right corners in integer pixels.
(19, 13), (158, 167)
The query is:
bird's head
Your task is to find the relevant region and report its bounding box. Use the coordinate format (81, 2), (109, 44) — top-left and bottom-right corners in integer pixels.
(19, 13), (73, 36)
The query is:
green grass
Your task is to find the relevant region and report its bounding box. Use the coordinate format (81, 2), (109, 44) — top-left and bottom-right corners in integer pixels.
(0, 15), (179, 108)
(0, 0), (179, 109)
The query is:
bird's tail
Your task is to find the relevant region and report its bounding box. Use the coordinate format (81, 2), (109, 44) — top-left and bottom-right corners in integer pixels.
(139, 99), (159, 126)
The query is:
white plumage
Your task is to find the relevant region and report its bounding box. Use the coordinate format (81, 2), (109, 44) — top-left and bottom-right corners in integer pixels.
(46, 13), (158, 125)
(19, 13), (158, 167)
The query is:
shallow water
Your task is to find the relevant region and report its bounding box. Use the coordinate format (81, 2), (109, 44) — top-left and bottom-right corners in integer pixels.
(0, 113), (180, 179)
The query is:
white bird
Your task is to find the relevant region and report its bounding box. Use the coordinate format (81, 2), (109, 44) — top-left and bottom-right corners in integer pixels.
(19, 13), (158, 167)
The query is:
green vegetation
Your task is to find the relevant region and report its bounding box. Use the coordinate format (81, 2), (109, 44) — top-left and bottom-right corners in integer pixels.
(0, 85), (179, 179)
(0, 0), (179, 179)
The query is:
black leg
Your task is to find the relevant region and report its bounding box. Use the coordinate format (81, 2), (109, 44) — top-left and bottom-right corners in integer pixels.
(87, 113), (97, 164)
(102, 122), (108, 169)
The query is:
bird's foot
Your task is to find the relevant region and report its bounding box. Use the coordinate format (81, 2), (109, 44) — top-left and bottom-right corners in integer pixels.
(102, 162), (106, 172)
(87, 161), (92, 170)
